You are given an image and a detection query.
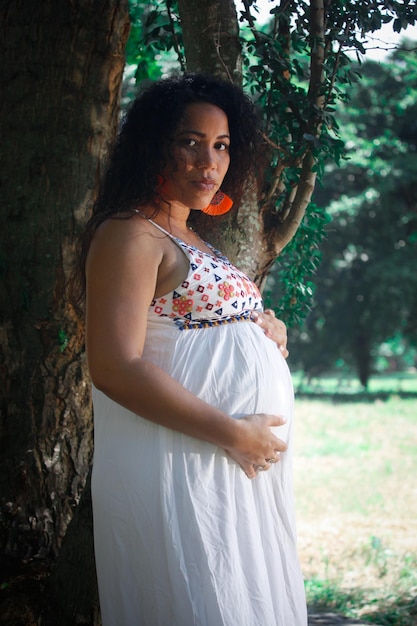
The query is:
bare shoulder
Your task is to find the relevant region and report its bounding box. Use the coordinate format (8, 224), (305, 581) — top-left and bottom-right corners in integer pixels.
(87, 212), (166, 269)
(86, 211), (188, 300)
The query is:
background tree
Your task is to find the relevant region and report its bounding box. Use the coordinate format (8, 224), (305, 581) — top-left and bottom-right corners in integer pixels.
(1, 0), (416, 623)
(271, 45), (417, 386)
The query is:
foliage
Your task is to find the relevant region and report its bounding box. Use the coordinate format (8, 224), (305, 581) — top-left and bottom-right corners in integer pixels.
(305, 576), (364, 614)
(280, 45), (417, 385)
(306, 577), (416, 625)
(126, 0), (417, 328)
(125, 1), (183, 78)
(264, 202), (331, 326)
(124, 3), (417, 386)
(123, 1), (183, 104)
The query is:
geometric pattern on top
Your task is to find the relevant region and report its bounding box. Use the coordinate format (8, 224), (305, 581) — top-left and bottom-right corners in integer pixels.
(149, 236), (263, 331)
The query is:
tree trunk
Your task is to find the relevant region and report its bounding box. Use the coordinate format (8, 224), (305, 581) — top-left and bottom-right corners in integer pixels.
(353, 333), (371, 389)
(0, 0), (129, 567)
(43, 471), (101, 625)
(177, 0), (242, 82)
(177, 0), (273, 284)
(179, 0), (325, 288)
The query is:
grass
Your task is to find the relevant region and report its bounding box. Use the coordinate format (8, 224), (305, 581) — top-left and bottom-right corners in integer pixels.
(292, 370), (417, 396)
(293, 388), (417, 624)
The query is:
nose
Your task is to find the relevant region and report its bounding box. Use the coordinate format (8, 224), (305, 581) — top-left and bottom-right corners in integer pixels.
(196, 146), (216, 170)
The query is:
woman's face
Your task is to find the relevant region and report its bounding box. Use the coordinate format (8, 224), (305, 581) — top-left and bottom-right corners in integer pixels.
(161, 102), (231, 210)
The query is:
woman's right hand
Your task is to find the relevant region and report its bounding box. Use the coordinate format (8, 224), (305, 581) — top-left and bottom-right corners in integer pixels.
(224, 413), (287, 479)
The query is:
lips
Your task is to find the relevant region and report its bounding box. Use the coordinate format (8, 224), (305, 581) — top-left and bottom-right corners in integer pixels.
(192, 178), (217, 192)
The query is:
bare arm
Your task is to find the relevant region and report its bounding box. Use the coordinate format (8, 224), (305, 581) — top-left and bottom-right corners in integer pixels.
(86, 217), (286, 478)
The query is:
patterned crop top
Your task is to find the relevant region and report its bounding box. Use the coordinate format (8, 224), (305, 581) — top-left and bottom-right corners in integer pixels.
(146, 219), (263, 331)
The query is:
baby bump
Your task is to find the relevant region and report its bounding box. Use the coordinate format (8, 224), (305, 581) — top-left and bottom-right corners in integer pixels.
(153, 322), (294, 442)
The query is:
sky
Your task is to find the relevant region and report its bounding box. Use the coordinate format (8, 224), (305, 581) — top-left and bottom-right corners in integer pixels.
(234, 0), (417, 61)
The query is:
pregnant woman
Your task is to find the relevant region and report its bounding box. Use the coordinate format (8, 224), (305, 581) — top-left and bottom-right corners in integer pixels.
(78, 74), (307, 626)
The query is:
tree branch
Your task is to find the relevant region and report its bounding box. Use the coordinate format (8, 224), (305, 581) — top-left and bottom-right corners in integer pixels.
(308, 0), (326, 106)
(166, 0), (186, 72)
(265, 0), (326, 254)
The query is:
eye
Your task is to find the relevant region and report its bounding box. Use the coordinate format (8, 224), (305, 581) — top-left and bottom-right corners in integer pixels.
(215, 141), (230, 151)
(179, 138), (198, 148)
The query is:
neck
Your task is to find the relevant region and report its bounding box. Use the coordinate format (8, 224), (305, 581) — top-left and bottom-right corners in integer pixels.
(148, 199), (192, 234)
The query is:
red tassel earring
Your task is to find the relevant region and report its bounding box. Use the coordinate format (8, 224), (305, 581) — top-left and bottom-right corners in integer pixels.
(202, 190), (233, 216)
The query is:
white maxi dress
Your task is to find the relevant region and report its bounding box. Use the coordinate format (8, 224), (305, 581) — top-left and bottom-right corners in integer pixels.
(91, 219), (307, 626)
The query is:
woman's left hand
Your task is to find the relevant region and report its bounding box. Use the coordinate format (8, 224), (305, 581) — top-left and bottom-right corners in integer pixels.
(251, 309), (289, 358)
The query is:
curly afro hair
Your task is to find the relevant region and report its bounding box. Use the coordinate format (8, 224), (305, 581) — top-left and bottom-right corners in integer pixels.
(96, 74), (264, 220)
(71, 74), (265, 304)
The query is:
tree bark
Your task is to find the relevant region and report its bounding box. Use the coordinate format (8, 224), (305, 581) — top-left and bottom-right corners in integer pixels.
(0, 0), (129, 563)
(177, 0), (242, 82)
(179, 0), (327, 289)
(43, 471), (101, 625)
(177, 0), (272, 284)
(353, 333), (371, 389)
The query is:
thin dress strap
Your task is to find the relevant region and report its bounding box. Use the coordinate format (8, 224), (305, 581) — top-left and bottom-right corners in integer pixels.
(132, 211), (174, 238)
(133, 210), (189, 255)
(133, 209), (226, 261)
